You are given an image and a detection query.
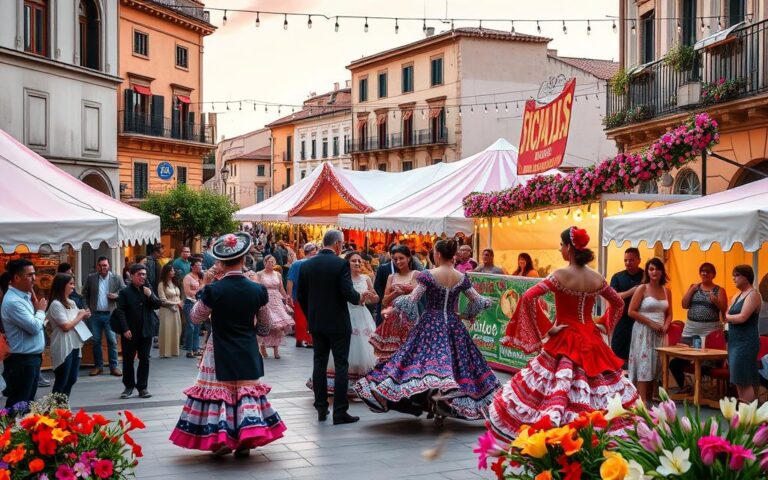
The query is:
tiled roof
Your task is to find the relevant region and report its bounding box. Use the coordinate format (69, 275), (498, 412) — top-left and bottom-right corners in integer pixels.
(551, 55), (619, 80)
(267, 88), (351, 128)
(347, 27), (551, 68)
(237, 145), (271, 160)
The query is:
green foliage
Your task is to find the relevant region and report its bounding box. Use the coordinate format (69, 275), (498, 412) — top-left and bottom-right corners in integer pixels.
(610, 68), (631, 96)
(663, 43), (696, 72)
(602, 110), (627, 129)
(140, 184), (238, 247)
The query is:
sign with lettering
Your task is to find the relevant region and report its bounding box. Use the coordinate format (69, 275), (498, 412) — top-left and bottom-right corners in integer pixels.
(461, 273), (554, 372)
(517, 78), (575, 175)
(157, 162), (174, 180)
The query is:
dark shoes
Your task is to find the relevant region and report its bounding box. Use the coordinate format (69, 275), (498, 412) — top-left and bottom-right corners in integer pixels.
(317, 409), (330, 422)
(333, 414), (360, 425)
(234, 448), (251, 458)
(90, 368), (103, 376)
(138, 389), (152, 398)
(110, 368), (122, 377)
(120, 388), (134, 399)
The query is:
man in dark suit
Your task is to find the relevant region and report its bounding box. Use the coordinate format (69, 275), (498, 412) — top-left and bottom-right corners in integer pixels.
(113, 264), (162, 399)
(298, 229), (365, 425)
(373, 244), (425, 325)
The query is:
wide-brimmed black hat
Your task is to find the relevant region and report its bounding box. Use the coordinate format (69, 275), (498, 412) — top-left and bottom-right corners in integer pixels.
(211, 232), (253, 261)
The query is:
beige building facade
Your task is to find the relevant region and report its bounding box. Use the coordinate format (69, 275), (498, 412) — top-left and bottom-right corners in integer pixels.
(215, 128), (271, 207)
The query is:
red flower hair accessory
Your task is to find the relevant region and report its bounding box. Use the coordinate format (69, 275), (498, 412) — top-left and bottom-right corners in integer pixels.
(223, 234), (238, 248)
(569, 227), (590, 251)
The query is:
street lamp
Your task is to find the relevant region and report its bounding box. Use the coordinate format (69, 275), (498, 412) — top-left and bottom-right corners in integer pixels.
(220, 165), (230, 198)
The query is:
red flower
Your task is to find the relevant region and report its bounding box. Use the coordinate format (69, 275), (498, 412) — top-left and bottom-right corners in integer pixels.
(123, 410), (146, 431)
(70, 409), (94, 435)
(38, 439), (58, 456)
(557, 456), (583, 480)
(2, 445), (26, 465)
(124, 432), (143, 458)
(28, 458), (45, 473)
(93, 459), (114, 479)
(527, 415), (553, 434)
(490, 457), (506, 480)
(91, 414), (110, 427)
(0, 429), (10, 449)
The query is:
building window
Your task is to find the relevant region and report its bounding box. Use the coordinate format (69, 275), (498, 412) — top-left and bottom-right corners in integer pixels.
(332, 136), (339, 156)
(728, 0), (745, 26)
(286, 135), (292, 161)
(300, 140), (306, 160)
(402, 65), (414, 93)
(343, 134), (348, 154)
(674, 169), (701, 195)
(301, 170), (306, 179)
(378, 163), (387, 171)
(177, 165), (187, 185)
(176, 45), (188, 69)
(430, 107), (446, 143)
(24, 0), (48, 57)
(430, 57), (443, 86)
(641, 10), (655, 63)
(133, 162), (148, 198)
(358, 123), (368, 150)
(359, 77), (368, 102)
(311, 139), (316, 159)
(78, 0), (100, 70)
(378, 72), (388, 98)
(286, 167), (292, 187)
(378, 120), (387, 149)
(638, 180), (658, 194)
(402, 161), (413, 171)
(403, 113), (414, 146)
(257, 165), (265, 176)
(322, 138), (328, 158)
(432, 158), (442, 165)
(681, 0), (696, 46)
(359, 165), (368, 171)
(133, 30), (148, 57)
(256, 185), (265, 202)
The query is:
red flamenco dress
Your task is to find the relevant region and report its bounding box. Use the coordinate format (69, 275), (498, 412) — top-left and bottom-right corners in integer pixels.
(486, 275), (639, 441)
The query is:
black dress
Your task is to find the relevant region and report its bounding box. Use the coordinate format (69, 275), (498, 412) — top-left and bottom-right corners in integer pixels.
(728, 292), (760, 386)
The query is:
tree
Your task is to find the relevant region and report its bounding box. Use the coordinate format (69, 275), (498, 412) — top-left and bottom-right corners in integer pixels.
(140, 185), (238, 247)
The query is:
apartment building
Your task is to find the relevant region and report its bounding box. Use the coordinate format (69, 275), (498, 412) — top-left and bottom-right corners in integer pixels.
(216, 127), (271, 207)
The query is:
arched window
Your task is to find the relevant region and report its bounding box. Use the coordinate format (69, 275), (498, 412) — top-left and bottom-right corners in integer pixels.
(638, 180), (659, 194)
(78, 0), (101, 70)
(732, 159), (768, 188)
(674, 169), (701, 195)
(24, 0), (48, 56)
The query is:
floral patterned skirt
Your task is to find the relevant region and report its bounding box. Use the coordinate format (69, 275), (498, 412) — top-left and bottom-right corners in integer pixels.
(369, 310), (411, 363)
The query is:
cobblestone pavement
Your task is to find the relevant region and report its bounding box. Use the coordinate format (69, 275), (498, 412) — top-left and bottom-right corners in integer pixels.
(59, 340), (505, 479)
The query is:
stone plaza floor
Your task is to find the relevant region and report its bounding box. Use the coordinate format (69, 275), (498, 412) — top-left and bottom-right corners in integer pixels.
(58, 341), (504, 479)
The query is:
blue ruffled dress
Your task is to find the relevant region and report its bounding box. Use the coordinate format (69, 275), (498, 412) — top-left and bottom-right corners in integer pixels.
(353, 271), (500, 420)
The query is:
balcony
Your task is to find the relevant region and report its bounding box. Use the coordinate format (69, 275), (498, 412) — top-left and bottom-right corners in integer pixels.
(347, 128), (449, 154)
(606, 18), (768, 134)
(146, 0), (211, 24)
(120, 111), (214, 144)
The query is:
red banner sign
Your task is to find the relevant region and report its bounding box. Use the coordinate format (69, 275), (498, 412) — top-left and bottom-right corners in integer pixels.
(517, 78), (575, 175)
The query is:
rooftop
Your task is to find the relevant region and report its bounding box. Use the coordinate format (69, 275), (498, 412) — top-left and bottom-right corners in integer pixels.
(237, 145), (271, 160)
(347, 27), (551, 69)
(551, 55), (618, 80)
(267, 88), (352, 128)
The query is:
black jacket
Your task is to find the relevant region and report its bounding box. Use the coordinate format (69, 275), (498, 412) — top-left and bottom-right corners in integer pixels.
(114, 283), (162, 338)
(297, 249), (360, 336)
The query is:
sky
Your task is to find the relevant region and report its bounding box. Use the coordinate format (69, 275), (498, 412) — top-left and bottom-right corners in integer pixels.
(202, 0), (620, 140)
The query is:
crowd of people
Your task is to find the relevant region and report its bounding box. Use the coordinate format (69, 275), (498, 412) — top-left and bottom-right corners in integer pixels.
(0, 224), (766, 459)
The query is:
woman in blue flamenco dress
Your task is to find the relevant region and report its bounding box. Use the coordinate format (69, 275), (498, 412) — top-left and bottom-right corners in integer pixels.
(354, 239), (500, 422)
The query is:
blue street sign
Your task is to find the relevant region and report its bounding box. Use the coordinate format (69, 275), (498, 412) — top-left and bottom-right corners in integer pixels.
(157, 162), (174, 180)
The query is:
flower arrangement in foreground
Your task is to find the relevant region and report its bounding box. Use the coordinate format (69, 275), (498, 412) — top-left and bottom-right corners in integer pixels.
(0, 395), (145, 479)
(476, 389), (768, 479)
(463, 113), (719, 218)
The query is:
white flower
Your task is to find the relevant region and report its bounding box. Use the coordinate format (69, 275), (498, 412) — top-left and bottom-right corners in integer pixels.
(720, 397), (738, 420)
(605, 393), (628, 421)
(627, 459), (653, 480)
(738, 400), (759, 428)
(756, 402), (768, 424)
(656, 447), (692, 477)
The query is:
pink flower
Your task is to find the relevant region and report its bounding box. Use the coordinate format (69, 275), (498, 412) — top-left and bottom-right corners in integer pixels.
(55, 465), (76, 480)
(637, 422), (663, 453)
(698, 435), (731, 466)
(93, 459), (114, 479)
(680, 417), (692, 433)
(473, 430), (503, 470)
(755, 425), (768, 447)
(728, 444), (755, 471)
(73, 462), (91, 477)
(223, 234), (238, 248)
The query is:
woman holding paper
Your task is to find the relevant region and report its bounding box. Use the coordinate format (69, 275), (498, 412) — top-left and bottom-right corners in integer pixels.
(46, 273), (92, 397)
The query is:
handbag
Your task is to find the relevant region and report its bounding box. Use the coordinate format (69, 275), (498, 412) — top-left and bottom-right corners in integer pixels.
(0, 333), (10, 361)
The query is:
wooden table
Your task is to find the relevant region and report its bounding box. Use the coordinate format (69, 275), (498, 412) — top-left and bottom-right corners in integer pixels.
(657, 345), (728, 408)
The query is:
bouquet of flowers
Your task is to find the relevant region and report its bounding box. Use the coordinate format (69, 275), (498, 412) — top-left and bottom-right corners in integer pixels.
(0, 395), (145, 479)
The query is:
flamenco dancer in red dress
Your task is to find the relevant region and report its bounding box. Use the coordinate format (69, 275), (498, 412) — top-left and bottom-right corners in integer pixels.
(486, 227), (639, 441)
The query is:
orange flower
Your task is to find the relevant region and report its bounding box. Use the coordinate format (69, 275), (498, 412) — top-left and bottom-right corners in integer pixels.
(545, 426), (575, 446)
(2, 445), (26, 465)
(534, 471), (553, 480)
(51, 428), (71, 443)
(582, 411), (608, 429)
(28, 458), (45, 473)
(0, 429), (10, 449)
(561, 433), (584, 456)
(0, 469), (9, 480)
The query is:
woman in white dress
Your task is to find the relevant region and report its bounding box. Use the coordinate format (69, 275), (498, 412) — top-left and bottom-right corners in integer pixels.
(628, 257), (672, 403)
(307, 251), (379, 395)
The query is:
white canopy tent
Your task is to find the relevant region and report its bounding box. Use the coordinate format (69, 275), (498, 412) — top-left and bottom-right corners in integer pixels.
(338, 139), (562, 236)
(0, 129), (160, 252)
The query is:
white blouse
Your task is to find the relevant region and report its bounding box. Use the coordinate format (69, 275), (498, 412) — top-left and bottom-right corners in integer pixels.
(46, 299), (85, 369)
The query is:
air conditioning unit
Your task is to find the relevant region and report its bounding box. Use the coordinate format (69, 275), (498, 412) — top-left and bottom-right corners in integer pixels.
(677, 82), (701, 108)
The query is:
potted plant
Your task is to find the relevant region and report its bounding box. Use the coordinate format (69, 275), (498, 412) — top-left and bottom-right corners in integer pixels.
(663, 43), (696, 72)
(700, 77), (747, 105)
(610, 69), (631, 97)
(602, 110), (627, 129)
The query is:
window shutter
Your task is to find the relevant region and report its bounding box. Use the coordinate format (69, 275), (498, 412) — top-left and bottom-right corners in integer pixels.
(123, 89), (135, 131)
(151, 95), (164, 135)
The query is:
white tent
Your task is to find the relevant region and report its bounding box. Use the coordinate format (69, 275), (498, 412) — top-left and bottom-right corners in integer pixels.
(234, 160), (465, 224)
(602, 178), (768, 253)
(338, 139), (562, 236)
(0, 129), (160, 252)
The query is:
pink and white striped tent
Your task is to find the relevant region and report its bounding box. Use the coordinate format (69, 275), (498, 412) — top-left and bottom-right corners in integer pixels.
(338, 139), (562, 236)
(0, 129), (160, 252)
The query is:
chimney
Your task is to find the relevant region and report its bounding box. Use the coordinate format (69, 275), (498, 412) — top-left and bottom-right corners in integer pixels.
(345, 79), (351, 88)
(333, 82), (340, 91)
(425, 26), (435, 37)
(548, 49), (558, 57)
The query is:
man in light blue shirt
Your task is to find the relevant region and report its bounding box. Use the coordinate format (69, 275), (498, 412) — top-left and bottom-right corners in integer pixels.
(1, 259), (47, 410)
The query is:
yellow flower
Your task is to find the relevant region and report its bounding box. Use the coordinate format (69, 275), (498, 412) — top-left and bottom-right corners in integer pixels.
(522, 432), (549, 459)
(600, 451), (629, 480)
(34, 416), (58, 429)
(534, 471), (553, 480)
(719, 397), (738, 420)
(51, 428), (70, 443)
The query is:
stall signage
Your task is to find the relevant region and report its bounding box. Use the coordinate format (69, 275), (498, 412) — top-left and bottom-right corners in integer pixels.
(157, 162), (174, 180)
(461, 273), (554, 372)
(517, 78), (575, 175)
